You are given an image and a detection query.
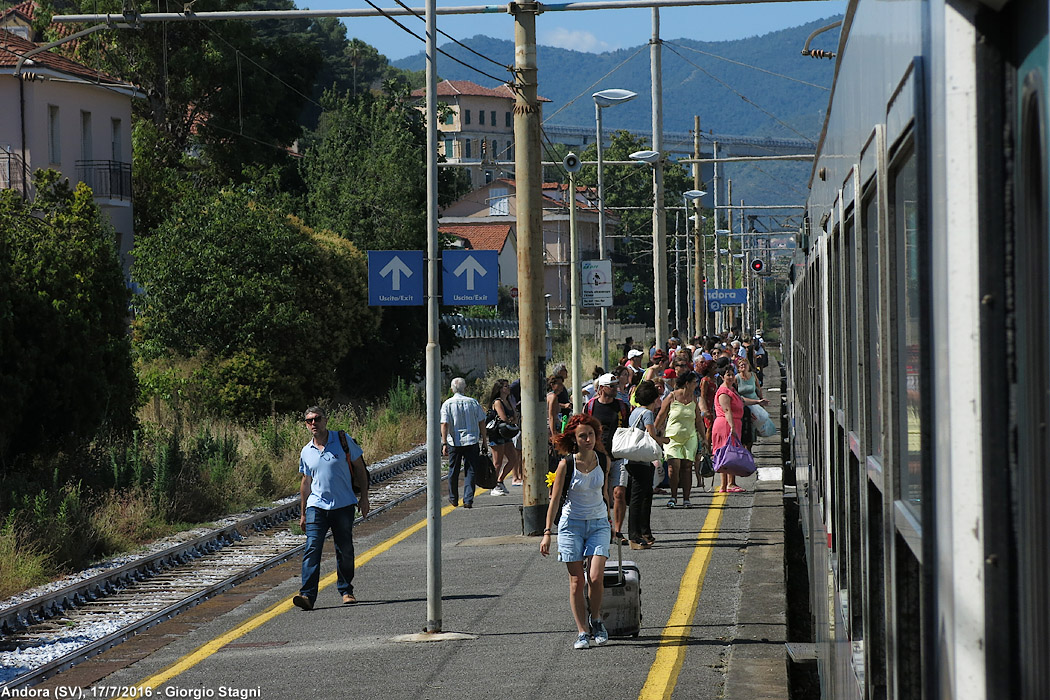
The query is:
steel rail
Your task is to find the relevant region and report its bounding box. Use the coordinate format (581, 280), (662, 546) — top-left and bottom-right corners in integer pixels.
(0, 445), (425, 638)
(4, 450), (438, 690)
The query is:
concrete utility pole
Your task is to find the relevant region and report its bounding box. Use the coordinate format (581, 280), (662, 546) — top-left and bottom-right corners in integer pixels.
(422, 0), (442, 634)
(692, 116), (704, 336)
(712, 141), (721, 332)
(650, 8), (667, 351)
(511, 2), (547, 537)
(727, 178), (735, 331)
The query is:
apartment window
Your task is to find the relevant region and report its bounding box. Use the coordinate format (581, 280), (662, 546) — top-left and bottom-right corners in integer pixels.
(111, 118), (123, 162)
(444, 111), (455, 125)
(491, 141), (498, 160)
(505, 112), (512, 128)
(464, 109), (471, 125)
(489, 187), (509, 215)
(464, 139), (472, 159)
(479, 110), (485, 126)
(506, 141), (513, 160)
(80, 111), (92, 161)
(490, 111), (496, 127)
(444, 138), (455, 158)
(48, 105), (61, 164)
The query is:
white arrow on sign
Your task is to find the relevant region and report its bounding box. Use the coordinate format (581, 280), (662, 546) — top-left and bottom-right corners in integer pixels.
(380, 256), (412, 291)
(453, 255), (487, 290)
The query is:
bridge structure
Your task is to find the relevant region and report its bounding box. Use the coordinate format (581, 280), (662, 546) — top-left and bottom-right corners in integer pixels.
(540, 123), (815, 159)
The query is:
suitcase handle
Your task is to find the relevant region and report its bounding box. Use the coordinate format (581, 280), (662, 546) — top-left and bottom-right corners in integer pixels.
(616, 538), (625, 585)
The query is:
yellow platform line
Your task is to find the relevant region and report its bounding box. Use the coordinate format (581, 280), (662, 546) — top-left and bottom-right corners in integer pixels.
(128, 501), (460, 695)
(639, 492), (728, 700)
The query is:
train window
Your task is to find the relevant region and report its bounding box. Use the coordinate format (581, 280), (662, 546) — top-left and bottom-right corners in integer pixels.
(890, 141), (923, 515)
(830, 227), (842, 413)
(862, 188), (882, 459)
(845, 214), (859, 433)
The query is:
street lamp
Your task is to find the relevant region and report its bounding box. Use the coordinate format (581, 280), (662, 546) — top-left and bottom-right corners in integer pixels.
(628, 148), (667, 350)
(593, 88), (637, 370)
(682, 189), (705, 337)
(544, 293), (552, 332)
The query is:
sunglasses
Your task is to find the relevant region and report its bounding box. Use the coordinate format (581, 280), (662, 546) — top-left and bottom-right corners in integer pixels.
(305, 416), (324, 424)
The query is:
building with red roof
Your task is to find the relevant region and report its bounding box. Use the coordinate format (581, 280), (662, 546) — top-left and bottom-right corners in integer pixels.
(439, 178), (618, 325)
(0, 27), (139, 275)
(411, 79), (550, 189)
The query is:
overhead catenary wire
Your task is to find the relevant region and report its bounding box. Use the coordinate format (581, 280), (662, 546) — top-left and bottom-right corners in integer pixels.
(663, 43), (815, 144)
(388, 0), (511, 73)
(664, 40), (830, 91)
(356, 0), (510, 85)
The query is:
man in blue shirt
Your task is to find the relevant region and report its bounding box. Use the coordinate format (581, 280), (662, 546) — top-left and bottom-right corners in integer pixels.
(293, 406), (370, 611)
(440, 377), (488, 509)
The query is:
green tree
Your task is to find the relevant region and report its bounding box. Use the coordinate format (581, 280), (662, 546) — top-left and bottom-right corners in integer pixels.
(576, 130), (695, 324)
(301, 86), (467, 393)
(132, 186), (379, 417)
(0, 171), (137, 465)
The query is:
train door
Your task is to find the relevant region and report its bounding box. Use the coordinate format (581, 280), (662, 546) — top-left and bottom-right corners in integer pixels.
(1011, 5), (1049, 697)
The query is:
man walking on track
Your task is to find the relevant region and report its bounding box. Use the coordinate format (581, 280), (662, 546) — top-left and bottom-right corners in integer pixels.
(441, 377), (489, 509)
(294, 406), (370, 611)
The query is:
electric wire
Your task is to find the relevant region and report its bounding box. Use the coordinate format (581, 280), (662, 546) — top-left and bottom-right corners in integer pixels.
(388, 0), (510, 73)
(541, 44), (647, 124)
(356, 0), (509, 85)
(664, 40), (830, 92)
(664, 43), (815, 144)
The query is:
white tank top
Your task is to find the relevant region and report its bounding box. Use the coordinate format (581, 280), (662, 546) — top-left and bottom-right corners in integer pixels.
(561, 454), (608, 520)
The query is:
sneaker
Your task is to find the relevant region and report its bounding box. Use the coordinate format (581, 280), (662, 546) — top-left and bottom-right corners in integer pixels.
(492, 482), (508, 495)
(591, 618), (609, 646)
(574, 633), (592, 649)
(682, 499), (692, 508)
(666, 499), (677, 509)
(292, 594), (313, 611)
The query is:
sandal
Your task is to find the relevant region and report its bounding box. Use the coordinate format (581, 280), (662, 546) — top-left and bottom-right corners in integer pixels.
(716, 487), (727, 493)
(727, 485), (745, 493)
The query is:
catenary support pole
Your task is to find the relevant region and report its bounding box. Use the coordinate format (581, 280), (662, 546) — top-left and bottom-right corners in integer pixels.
(595, 105), (610, 371)
(650, 8), (667, 351)
(692, 116), (704, 336)
(512, 2), (547, 537)
(569, 170), (583, 413)
(712, 141), (720, 332)
(423, 0), (442, 634)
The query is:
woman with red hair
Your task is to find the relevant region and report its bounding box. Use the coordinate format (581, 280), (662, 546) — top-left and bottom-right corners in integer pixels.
(540, 414), (612, 649)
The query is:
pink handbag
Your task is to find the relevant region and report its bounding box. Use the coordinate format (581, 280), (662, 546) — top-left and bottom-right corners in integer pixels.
(712, 433), (756, 477)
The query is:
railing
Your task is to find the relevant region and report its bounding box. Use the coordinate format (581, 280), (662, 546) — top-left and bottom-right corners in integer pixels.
(0, 149), (28, 196)
(442, 314), (519, 339)
(76, 160), (132, 201)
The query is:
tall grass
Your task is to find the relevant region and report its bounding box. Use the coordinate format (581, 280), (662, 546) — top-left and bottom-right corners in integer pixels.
(0, 380), (429, 598)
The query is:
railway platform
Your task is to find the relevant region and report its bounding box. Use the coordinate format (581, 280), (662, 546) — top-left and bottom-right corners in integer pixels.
(32, 379), (791, 700)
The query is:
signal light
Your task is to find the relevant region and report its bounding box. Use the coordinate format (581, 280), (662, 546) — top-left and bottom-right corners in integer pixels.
(750, 259), (764, 273)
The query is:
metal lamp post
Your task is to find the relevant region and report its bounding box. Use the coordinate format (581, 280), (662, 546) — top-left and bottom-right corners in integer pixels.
(628, 148), (664, 349)
(593, 89), (637, 370)
(681, 189), (705, 338)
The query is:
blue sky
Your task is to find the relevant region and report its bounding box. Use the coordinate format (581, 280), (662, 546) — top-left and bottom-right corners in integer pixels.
(301, 0), (846, 61)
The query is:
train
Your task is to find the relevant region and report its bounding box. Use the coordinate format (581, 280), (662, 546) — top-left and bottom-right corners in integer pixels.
(782, 1), (1048, 698)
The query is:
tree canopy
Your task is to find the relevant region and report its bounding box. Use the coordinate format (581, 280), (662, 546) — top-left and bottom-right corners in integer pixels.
(0, 171), (137, 464)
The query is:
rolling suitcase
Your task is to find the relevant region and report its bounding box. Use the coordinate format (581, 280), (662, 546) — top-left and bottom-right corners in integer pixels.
(588, 540), (642, 637)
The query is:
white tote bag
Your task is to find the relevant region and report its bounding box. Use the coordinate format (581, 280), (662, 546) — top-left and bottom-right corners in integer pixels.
(612, 426), (663, 462)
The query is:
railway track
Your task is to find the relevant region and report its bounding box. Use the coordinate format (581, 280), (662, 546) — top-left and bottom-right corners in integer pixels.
(0, 445), (434, 691)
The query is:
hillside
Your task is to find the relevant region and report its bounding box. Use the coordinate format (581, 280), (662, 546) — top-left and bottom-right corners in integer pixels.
(392, 16), (841, 141)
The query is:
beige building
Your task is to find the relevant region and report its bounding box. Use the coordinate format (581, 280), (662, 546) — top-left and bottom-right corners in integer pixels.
(411, 79), (548, 189)
(439, 179), (618, 325)
(0, 27), (139, 276)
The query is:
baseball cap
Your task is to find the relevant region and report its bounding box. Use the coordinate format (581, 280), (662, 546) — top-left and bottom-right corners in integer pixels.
(597, 373), (618, 387)
(663, 368), (677, 378)
(627, 348), (643, 359)
(652, 349), (667, 360)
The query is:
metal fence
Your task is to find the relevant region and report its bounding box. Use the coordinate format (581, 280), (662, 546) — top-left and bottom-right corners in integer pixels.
(76, 160), (132, 201)
(442, 314), (519, 339)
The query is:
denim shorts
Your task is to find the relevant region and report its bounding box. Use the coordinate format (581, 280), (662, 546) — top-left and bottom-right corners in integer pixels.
(557, 516), (611, 562)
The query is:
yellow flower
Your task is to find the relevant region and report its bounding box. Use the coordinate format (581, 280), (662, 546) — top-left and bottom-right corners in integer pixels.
(545, 471), (556, 488)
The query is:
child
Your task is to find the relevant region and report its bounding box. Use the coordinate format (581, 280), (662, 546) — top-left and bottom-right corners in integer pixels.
(540, 414), (612, 649)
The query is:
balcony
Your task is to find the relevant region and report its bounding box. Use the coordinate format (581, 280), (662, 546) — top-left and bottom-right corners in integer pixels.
(76, 160), (132, 202)
(0, 149), (28, 196)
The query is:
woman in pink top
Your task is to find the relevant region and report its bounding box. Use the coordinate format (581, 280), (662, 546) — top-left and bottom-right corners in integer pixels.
(712, 363), (746, 493)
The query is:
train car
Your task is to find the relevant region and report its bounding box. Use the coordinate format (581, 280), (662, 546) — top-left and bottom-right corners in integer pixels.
(783, 1), (1048, 698)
